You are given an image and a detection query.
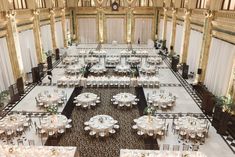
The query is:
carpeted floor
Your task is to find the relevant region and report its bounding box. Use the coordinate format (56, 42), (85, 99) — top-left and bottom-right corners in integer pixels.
(57, 87), (146, 157)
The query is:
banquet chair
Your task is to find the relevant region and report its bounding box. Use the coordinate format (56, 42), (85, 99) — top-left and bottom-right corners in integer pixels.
(28, 139), (35, 146)
(99, 132), (106, 138)
(17, 139), (24, 145)
(182, 144), (190, 151)
(58, 128), (65, 134)
(89, 130), (96, 137)
(173, 145), (180, 151)
(197, 132), (205, 144)
(48, 130), (55, 136)
(114, 124), (120, 130)
(137, 130), (144, 137)
(109, 129), (116, 135)
(191, 145), (199, 151)
(162, 144), (170, 150)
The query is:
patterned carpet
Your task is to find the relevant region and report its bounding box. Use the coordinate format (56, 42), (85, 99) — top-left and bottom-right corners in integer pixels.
(57, 87), (146, 157)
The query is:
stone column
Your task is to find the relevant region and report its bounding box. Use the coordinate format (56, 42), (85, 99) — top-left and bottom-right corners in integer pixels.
(32, 9), (43, 63)
(61, 8), (68, 47)
(162, 8), (167, 40)
(180, 9), (191, 63)
(5, 11), (21, 80)
(170, 9), (177, 55)
(50, 9), (57, 50)
(195, 11), (213, 83)
(126, 7), (133, 43)
(97, 8), (104, 43)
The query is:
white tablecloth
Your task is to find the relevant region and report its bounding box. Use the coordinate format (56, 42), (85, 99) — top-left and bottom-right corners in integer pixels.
(75, 92), (98, 108)
(139, 65), (157, 74)
(41, 114), (68, 133)
(127, 57), (141, 64)
(90, 64), (106, 74)
(174, 116), (207, 134)
(0, 114), (29, 133)
(120, 149), (207, 157)
(0, 145), (78, 157)
(113, 93), (136, 105)
(87, 115), (117, 133)
(147, 57), (162, 64)
(63, 57), (77, 65)
(115, 65), (131, 73)
(38, 92), (63, 105)
(106, 57), (120, 64)
(85, 57), (99, 64)
(86, 76), (131, 87)
(134, 115), (164, 134)
(137, 77), (160, 87)
(66, 65), (83, 74)
(149, 93), (175, 106)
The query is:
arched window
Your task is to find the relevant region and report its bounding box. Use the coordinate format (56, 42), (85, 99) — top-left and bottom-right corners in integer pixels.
(13, 0), (27, 9)
(221, 0), (235, 10)
(36, 0), (46, 8)
(77, 0), (95, 7)
(196, 0), (207, 9)
(135, 0), (153, 7)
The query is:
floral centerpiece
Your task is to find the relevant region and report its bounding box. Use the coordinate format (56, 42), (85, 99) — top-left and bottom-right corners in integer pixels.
(143, 106), (156, 122)
(0, 90), (9, 107)
(215, 95), (235, 115)
(47, 104), (58, 115)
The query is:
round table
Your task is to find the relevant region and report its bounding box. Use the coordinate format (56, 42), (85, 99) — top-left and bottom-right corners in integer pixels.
(127, 57), (141, 65)
(140, 65), (157, 74)
(86, 115), (118, 136)
(75, 92), (98, 108)
(174, 116), (207, 134)
(0, 114), (29, 134)
(90, 65), (106, 74)
(113, 93), (136, 106)
(63, 57), (76, 65)
(147, 57), (162, 64)
(40, 114), (68, 133)
(106, 57), (120, 64)
(115, 65), (131, 73)
(134, 116), (164, 134)
(149, 94), (175, 107)
(38, 92), (63, 106)
(66, 65), (83, 74)
(85, 57), (99, 64)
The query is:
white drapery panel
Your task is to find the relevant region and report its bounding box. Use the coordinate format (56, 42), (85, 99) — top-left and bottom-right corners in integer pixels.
(0, 37), (15, 92)
(78, 18), (97, 43)
(55, 21), (64, 48)
(158, 19), (164, 40)
(166, 21), (172, 49)
(18, 30), (38, 73)
(40, 25), (53, 52)
(106, 18), (125, 43)
(174, 24), (183, 55)
(186, 30), (203, 74)
(204, 37), (235, 96)
(134, 18), (153, 44)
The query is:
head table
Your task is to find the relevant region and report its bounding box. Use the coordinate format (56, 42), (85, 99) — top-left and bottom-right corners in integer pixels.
(0, 145), (78, 157)
(120, 149), (207, 157)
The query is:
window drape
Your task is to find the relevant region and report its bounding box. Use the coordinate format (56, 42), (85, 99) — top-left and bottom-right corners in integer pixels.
(158, 19), (164, 40)
(204, 37), (235, 96)
(18, 30), (38, 73)
(134, 18), (153, 44)
(0, 37), (15, 92)
(186, 30), (203, 74)
(55, 21), (64, 48)
(106, 18), (125, 43)
(174, 24), (183, 55)
(40, 25), (53, 52)
(166, 21), (172, 49)
(78, 18), (97, 43)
